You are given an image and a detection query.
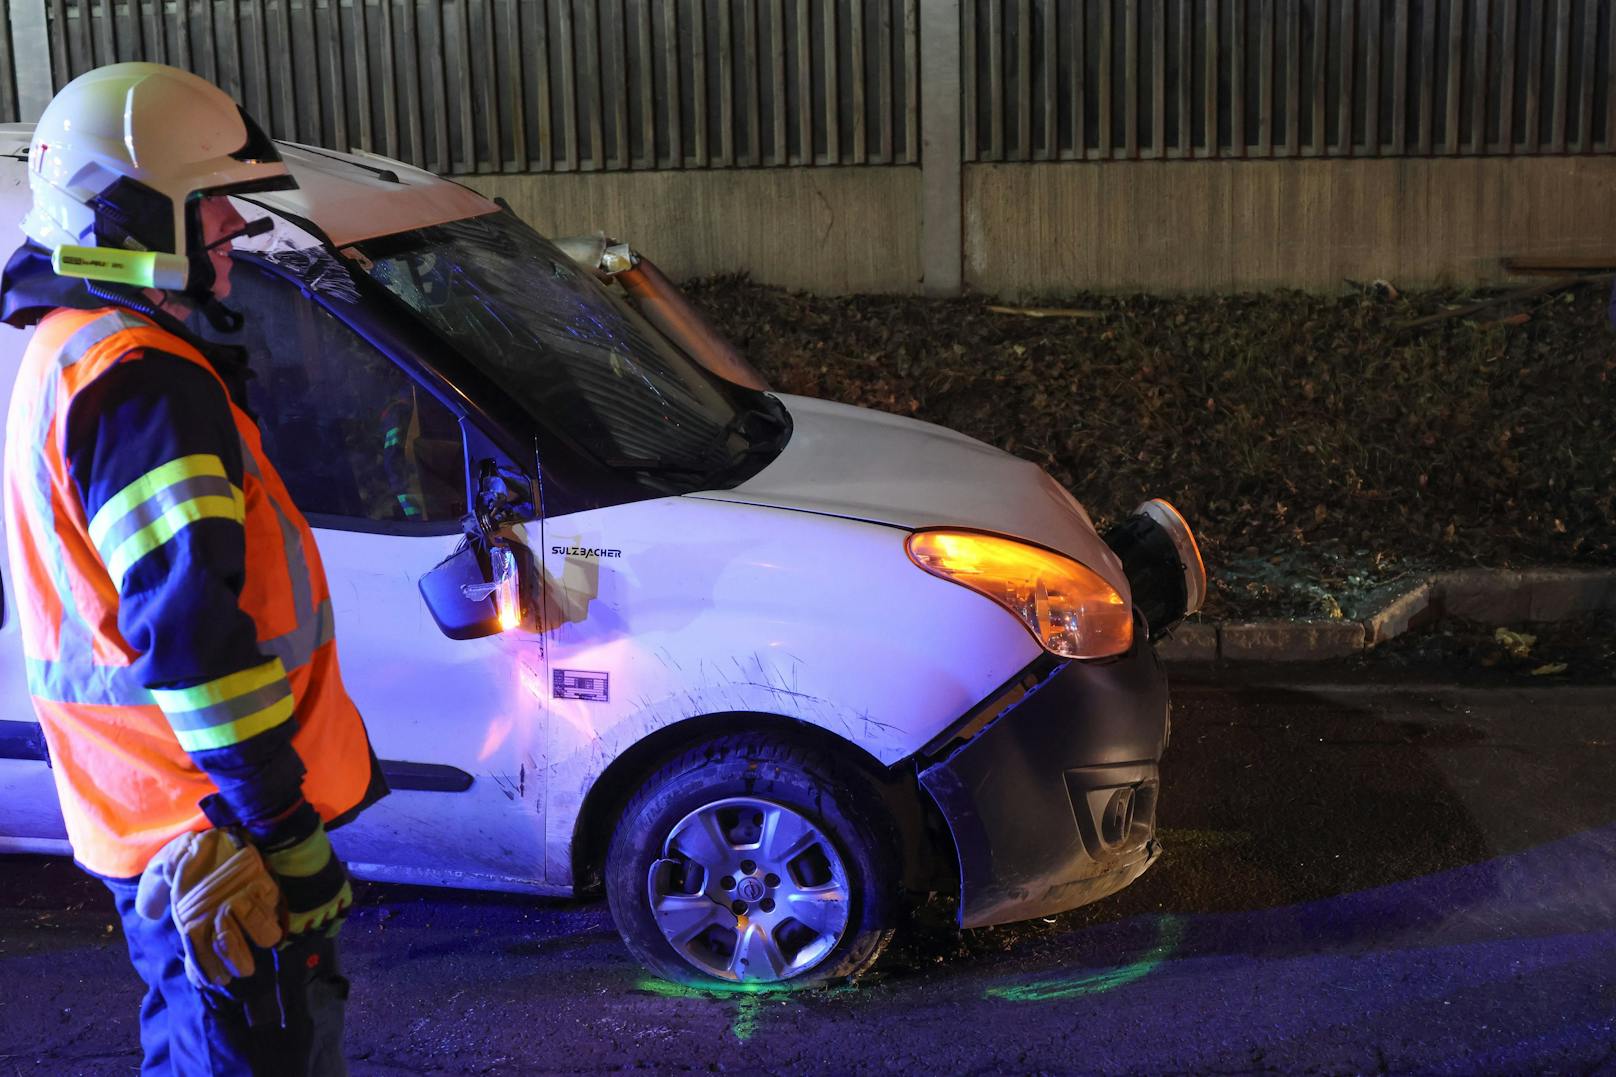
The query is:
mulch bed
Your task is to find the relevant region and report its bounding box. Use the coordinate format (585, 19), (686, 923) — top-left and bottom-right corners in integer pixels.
(684, 277), (1616, 622)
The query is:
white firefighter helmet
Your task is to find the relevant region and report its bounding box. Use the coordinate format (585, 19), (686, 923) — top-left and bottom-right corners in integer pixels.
(22, 62), (294, 282)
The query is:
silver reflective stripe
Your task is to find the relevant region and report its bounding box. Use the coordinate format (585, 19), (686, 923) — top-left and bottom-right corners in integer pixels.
(239, 446), (316, 628)
(161, 679), (292, 734)
(259, 598), (336, 671)
(26, 599), (334, 706)
(26, 656), (155, 707)
(26, 311), (158, 708)
(57, 310), (149, 369)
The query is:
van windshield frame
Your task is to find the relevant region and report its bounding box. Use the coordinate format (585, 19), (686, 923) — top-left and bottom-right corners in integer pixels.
(353, 211), (787, 494)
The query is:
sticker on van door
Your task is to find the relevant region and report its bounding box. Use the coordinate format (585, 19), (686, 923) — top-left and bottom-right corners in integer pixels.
(553, 669), (610, 702)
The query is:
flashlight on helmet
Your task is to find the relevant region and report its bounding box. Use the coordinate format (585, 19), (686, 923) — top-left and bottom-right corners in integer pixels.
(52, 218), (274, 290)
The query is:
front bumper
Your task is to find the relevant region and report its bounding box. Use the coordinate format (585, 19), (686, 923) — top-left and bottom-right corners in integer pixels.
(917, 612), (1169, 928)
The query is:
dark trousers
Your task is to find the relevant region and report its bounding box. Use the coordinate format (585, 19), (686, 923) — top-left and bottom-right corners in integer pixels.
(105, 877), (349, 1077)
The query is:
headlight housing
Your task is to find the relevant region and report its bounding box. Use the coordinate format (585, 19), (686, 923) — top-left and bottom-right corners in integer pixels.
(905, 530), (1134, 659)
(1102, 498), (1207, 639)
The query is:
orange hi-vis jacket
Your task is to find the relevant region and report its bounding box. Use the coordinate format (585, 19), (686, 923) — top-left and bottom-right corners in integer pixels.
(3, 305), (375, 879)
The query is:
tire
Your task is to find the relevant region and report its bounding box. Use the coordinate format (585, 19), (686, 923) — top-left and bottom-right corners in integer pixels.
(605, 734), (899, 988)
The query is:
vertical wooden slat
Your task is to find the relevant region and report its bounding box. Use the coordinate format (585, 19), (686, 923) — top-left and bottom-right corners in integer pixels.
(403, 0), (427, 167)
(1071, 0), (1087, 158)
(558, 0), (578, 169)
(1311, 0), (1327, 154)
(988, 0), (1004, 159)
(851, 0), (866, 162)
(744, 0), (761, 166)
(718, 0), (734, 165)
(0, 13), (13, 122)
(1417, 0), (1434, 154)
(795, 0), (811, 163)
(1283, 0), (1299, 155)
(1391, 0), (1408, 154)
(480, 0), (504, 171)
(451, 0), (475, 171)
(298, 0), (322, 143)
(1444, 0), (1462, 154)
(508, 0), (529, 170)
(771, 0), (788, 164)
(1498, 0), (1517, 152)
(1042, 0), (1057, 159)
(1337, 0), (1353, 156)
(327, 0), (350, 154)
(962, 0), (978, 159)
(1151, 0), (1165, 158)
(1257, 0), (1272, 157)
(613, 0), (631, 168)
(144, 0), (165, 64)
(352, 0), (373, 152)
(1230, 0), (1244, 156)
(663, 0), (681, 167)
(1180, 0), (1194, 156)
(378, 0), (398, 159)
(821, 0), (838, 163)
(1362, 0), (1378, 154)
(1607, 1), (1616, 152)
(97, 0), (116, 67)
(1016, 0), (1031, 159)
(173, 0), (187, 66)
(1124, 0), (1137, 158)
(1548, 0), (1568, 153)
(1523, 0), (1542, 152)
(1098, 0), (1112, 157)
(904, 0), (918, 161)
(585, 0), (606, 168)
(47, 0), (69, 90)
(274, 0), (297, 141)
(879, 0), (894, 163)
(1575, 0), (1594, 153)
(639, 0), (656, 167)
(424, 2), (450, 169)
(1205, 0), (1219, 156)
(1470, 0), (1489, 154)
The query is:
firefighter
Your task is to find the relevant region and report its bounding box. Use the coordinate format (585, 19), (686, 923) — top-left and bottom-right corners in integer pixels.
(0, 63), (385, 1074)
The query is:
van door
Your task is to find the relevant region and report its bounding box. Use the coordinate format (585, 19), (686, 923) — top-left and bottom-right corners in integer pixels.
(223, 259), (551, 891)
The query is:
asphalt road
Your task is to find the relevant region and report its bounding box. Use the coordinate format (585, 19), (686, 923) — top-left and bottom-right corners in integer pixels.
(3, 667), (1614, 1075)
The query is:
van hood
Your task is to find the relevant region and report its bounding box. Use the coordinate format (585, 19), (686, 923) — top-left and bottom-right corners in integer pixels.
(692, 394), (1130, 596)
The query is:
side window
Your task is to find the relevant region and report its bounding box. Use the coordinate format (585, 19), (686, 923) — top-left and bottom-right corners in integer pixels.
(221, 260), (466, 525)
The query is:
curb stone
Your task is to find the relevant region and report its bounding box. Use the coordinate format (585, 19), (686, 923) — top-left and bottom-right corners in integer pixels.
(1159, 567), (1616, 664)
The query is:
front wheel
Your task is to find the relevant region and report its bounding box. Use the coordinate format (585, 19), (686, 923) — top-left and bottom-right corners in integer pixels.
(605, 735), (899, 987)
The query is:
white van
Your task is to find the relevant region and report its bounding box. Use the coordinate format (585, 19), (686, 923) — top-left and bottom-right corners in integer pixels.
(0, 129), (1206, 986)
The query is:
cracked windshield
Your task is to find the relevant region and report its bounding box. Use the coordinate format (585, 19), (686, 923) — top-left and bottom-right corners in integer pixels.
(358, 211), (753, 475)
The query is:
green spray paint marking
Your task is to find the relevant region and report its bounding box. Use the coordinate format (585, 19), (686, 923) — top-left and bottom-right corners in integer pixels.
(983, 914), (1185, 1003)
(635, 977), (857, 1042)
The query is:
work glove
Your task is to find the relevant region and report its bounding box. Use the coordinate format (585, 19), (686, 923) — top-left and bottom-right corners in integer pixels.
(136, 828), (285, 989)
(258, 809), (354, 938)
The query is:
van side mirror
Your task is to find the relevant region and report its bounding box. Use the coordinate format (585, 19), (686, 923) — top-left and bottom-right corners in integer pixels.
(419, 539), (530, 640)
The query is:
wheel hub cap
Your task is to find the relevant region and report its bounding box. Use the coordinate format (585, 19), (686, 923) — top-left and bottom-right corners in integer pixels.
(646, 796), (851, 983)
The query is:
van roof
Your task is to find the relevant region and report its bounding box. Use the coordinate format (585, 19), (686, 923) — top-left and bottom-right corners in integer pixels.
(0, 124), (496, 247)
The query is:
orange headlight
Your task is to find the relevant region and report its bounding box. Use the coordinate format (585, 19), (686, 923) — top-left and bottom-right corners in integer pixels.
(906, 530), (1134, 659)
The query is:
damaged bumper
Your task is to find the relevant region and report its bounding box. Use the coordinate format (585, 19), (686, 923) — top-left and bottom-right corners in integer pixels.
(917, 612), (1169, 928)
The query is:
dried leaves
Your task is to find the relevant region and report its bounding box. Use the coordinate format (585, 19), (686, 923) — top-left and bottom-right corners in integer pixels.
(685, 277), (1616, 619)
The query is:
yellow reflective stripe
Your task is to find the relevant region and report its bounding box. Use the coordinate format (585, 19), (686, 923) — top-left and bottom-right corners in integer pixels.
(103, 490), (246, 588)
(87, 454), (229, 550)
(267, 827), (334, 878)
(171, 694), (296, 753)
(150, 656), (287, 713)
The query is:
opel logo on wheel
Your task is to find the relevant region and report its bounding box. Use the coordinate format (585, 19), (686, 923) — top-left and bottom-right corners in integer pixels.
(739, 877), (766, 901)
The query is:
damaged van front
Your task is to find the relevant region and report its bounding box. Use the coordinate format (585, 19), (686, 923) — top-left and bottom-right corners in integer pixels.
(0, 130), (1206, 988)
